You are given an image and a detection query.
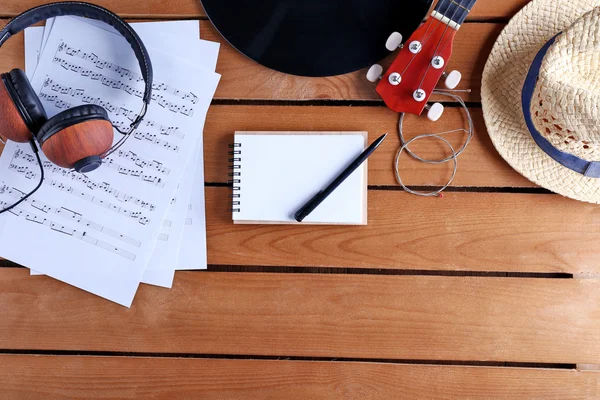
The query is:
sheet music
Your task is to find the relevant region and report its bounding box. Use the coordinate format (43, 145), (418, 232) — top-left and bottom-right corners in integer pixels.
(177, 115), (208, 271)
(0, 16), (220, 306)
(40, 18), (202, 64)
(30, 18), (215, 78)
(24, 27), (44, 77)
(25, 18), (219, 287)
(38, 17), (218, 75)
(143, 143), (199, 286)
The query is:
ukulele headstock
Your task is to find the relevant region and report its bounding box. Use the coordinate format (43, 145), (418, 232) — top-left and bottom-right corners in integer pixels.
(367, 0), (476, 121)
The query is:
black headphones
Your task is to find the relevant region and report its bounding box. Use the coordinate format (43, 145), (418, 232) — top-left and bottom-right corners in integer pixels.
(0, 1), (153, 173)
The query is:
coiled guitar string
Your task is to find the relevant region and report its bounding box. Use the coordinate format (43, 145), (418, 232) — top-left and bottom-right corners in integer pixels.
(394, 89), (473, 197)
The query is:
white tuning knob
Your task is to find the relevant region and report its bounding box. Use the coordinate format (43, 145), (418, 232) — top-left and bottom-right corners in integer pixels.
(443, 70), (462, 89)
(388, 72), (401, 85)
(366, 64), (384, 83)
(385, 32), (403, 51)
(426, 102), (444, 122)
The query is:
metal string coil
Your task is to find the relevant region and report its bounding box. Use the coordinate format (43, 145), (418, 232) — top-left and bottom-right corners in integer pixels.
(394, 90), (473, 197)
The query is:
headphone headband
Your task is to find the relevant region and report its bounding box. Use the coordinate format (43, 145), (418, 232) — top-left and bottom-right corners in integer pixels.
(0, 1), (153, 105)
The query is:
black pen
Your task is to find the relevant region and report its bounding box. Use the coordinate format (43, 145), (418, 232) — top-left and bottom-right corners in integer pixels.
(294, 133), (388, 222)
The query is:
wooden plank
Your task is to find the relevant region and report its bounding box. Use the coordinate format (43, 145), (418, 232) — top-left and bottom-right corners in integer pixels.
(207, 187), (600, 274)
(0, 0), (530, 20)
(1, 105), (535, 190)
(204, 22), (504, 102)
(0, 20), (503, 102)
(0, 0), (204, 18)
(0, 268), (599, 363)
(204, 105), (534, 188)
(1, 355), (599, 400)
(0, 21), (532, 190)
(0, 0), (529, 21)
(469, 0), (531, 20)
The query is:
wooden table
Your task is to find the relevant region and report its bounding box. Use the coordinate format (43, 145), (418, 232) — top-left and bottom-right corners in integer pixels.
(1, 0), (600, 398)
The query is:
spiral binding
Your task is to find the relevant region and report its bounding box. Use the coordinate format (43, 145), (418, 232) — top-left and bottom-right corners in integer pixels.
(228, 143), (242, 212)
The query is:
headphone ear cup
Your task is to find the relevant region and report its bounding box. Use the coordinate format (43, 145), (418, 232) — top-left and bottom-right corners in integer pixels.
(0, 70), (44, 143)
(0, 69), (48, 142)
(38, 104), (113, 171)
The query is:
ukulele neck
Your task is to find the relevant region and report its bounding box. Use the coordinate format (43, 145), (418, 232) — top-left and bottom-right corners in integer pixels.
(431, 0), (477, 30)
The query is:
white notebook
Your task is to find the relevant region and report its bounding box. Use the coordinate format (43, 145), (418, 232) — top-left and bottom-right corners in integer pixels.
(232, 132), (368, 225)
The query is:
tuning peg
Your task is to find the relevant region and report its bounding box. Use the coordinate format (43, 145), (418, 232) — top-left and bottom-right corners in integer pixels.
(385, 32), (403, 51)
(388, 72), (401, 86)
(366, 64), (384, 83)
(425, 102), (444, 122)
(408, 41), (422, 54)
(442, 70), (462, 89)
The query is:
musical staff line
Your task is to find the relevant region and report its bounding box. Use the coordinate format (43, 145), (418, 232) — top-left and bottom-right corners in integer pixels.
(111, 150), (170, 175)
(41, 76), (195, 121)
(57, 41), (200, 105)
(0, 201), (136, 260)
(13, 148), (166, 187)
(133, 131), (180, 152)
(9, 164), (152, 225)
(8, 152), (156, 215)
(0, 185), (141, 247)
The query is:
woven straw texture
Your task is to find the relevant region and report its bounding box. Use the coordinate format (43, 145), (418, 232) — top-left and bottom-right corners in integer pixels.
(481, 0), (600, 203)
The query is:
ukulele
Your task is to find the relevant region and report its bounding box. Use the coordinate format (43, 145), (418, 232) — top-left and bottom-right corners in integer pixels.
(366, 0), (476, 121)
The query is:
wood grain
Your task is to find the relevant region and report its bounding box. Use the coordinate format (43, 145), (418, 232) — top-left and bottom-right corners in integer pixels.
(0, 0), (530, 20)
(0, 77), (32, 143)
(0, 0), (204, 18)
(207, 187), (600, 274)
(0, 20), (504, 102)
(203, 22), (503, 102)
(1, 355), (599, 400)
(204, 105), (535, 188)
(42, 119), (113, 168)
(0, 268), (599, 363)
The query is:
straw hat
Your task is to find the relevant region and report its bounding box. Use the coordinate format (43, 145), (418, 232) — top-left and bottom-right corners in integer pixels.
(481, 0), (600, 202)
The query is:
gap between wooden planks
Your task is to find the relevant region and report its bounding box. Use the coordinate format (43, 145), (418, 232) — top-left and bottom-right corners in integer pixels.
(0, 268), (599, 364)
(0, 102), (538, 190)
(202, 21), (501, 102)
(204, 105), (535, 188)
(0, 19), (503, 102)
(1, 355), (598, 400)
(0, 0), (531, 20)
(207, 187), (600, 274)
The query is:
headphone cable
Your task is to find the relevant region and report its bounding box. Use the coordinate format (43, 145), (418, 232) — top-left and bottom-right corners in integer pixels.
(0, 140), (45, 215)
(104, 101), (148, 159)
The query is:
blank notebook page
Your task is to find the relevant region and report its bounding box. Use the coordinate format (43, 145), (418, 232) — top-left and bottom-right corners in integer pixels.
(233, 133), (367, 224)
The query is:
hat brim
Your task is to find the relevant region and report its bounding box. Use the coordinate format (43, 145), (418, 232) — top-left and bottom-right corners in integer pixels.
(481, 0), (600, 203)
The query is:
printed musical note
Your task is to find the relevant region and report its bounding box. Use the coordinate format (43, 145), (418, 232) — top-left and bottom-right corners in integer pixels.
(143, 120), (185, 139)
(8, 163), (37, 179)
(57, 41), (199, 105)
(12, 149), (166, 188)
(102, 158), (165, 187)
(111, 150), (170, 175)
(0, 201), (136, 260)
(51, 53), (196, 113)
(133, 131), (180, 152)
(40, 78), (190, 145)
(11, 148), (36, 164)
(44, 66), (195, 117)
(1, 186), (142, 246)
(8, 160), (156, 213)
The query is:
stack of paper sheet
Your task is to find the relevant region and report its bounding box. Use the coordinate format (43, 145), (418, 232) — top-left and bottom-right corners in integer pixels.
(0, 16), (220, 306)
